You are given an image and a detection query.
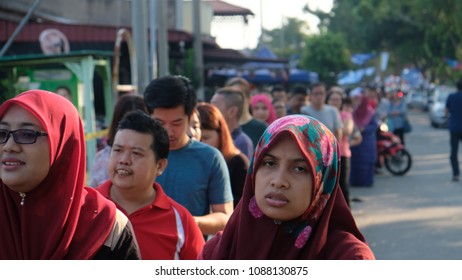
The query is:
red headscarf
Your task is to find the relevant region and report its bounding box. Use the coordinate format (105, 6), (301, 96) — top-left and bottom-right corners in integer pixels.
(0, 90), (116, 259)
(353, 95), (376, 130)
(200, 115), (374, 259)
(250, 94), (277, 124)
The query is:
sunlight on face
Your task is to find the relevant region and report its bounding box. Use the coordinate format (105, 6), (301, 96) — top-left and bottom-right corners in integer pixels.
(273, 100), (287, 119)
(253, 101), (270, 123)
(255, 134), (312, 221)
(327, 92), (343, 110)
(188, 111), (202, 141)
(151, 106), (190, 150)
(109, 129), (165, 191)
(0, 105), (50, 193)
(200, 129), (220, 149)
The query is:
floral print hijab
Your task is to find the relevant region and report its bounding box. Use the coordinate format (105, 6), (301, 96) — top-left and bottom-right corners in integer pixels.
(201, 115), (374, 259)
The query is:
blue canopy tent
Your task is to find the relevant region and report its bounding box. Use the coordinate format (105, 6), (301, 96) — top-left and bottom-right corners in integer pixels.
(242, 46), (286, 70)
(242, 68), (285, 84)
(288, 68), (319, 84)
(208, 46), (318, 85)
(209, 68), (239, 79)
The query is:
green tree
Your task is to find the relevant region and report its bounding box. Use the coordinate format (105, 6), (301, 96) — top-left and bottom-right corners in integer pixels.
(261, 17), (309, 60)
(305, 0), (462, 82)
(300, 32), (351, 86)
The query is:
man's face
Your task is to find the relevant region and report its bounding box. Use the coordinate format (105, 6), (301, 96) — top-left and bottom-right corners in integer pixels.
(310, 85), (326, 107)
(151, 105), (190, 150)
(273, 100), (287, 119)
(272, 90), (287, 103)
(109, 129), (166, 191)
(289, 94), (307, 113)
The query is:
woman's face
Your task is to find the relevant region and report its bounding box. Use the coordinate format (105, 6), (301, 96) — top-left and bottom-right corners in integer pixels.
(253, 101), (270, 123)
(56, 88), (72, 101)
(188, 112), (202, 141)
(0, 105), (51, 193)
(201, 129), (220, 149)
(254, 134), (313, 222)
(327, 92), (343, 110)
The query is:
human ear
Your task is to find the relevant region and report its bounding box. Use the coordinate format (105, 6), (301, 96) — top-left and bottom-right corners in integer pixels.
(156, 158), (168, 176)
(228, 106), (238, 118)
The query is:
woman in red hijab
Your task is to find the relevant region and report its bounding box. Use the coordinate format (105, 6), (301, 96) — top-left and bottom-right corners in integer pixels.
(200, 115), (374, 259)
(251, 93), (277, 125)
(0, 90), (140, 259)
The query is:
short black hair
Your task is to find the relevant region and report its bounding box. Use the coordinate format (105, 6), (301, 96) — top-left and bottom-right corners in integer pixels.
(309, 82), (326, 92)
(271, 85), (285, 93)
(143, 75), (197, 116)
(290, 84), (307, 97)
(117, 110), (169, 160)
(457, 78), (462, 91)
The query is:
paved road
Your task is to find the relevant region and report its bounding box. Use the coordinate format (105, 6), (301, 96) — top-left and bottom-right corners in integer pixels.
(350, 109), (462, 260)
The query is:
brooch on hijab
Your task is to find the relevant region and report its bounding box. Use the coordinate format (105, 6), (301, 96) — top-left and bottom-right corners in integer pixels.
(19, 192), (26, 206)
(294, 225), (312, 249)
(249, 196), (263, 218)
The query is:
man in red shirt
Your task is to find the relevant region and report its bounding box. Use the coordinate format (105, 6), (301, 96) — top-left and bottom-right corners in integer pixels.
(96, 111), (204, 259)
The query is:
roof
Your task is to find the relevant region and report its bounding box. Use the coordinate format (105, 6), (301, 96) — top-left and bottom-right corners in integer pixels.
(207, 0), (254, 17)
(0, 0), (254, 25)
(0, 50), (113, 66)
(0, 19), (217, 48)
(0, 1), (283, 68)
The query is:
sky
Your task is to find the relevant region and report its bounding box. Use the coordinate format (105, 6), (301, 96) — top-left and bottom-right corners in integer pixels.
(210, 0), (333, 50)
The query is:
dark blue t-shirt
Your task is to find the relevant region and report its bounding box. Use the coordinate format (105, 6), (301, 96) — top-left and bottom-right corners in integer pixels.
(155, 139), (233, 216)
(446, 92), (462, 132)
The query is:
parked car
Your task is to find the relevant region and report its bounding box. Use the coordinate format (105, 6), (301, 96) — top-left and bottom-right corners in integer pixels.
(406, 90), (427, 110)
(428, 85), (456, 128)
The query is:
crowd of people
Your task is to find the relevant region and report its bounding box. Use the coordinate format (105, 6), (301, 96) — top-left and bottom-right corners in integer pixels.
(3, 75), (409, 260)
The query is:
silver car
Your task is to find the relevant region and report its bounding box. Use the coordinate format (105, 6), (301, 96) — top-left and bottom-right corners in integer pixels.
(428, 85), (456, 128)
(406, 90), (427, 110)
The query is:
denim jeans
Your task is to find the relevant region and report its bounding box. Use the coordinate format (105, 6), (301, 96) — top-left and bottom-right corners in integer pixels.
(450, 131), (462, 176)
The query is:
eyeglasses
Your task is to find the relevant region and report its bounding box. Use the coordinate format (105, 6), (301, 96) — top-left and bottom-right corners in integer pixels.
(0, 129), (48, 144)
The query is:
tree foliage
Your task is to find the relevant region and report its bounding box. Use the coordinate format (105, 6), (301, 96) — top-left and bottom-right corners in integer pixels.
(261, 17), (309, 60)
(306, 0), (462, 81)
(300, 32), (351, 86)
(258, 0), (462, 84)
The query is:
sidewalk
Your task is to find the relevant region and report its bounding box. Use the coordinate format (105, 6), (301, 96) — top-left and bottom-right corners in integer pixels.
(349, 110), (462, 259)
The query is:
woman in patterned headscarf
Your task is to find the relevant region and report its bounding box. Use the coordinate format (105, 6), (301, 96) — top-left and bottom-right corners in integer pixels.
(199, 115), (374, 259)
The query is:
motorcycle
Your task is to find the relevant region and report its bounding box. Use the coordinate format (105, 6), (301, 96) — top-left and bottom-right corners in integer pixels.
(376, 121), (412, 176)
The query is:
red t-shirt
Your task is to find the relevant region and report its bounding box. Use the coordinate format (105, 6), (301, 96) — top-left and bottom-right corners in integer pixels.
(97, 182), (205, 260)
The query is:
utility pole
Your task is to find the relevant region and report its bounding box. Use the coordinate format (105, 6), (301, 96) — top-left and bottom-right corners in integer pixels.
(149, 0), (157, 80)
(0, 0), (42, 57)
(175, 0), (183, 30)
(132, 0), (149, 93)
(193, 0), (204, 101)
(157, 0), (169, 77)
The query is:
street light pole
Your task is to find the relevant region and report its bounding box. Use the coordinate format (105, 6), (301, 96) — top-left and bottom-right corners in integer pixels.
(192, 0), (204, 101)
(149, 0), (157, 80)
(132, 0), (149, 93)
(157, 0), (169, 77)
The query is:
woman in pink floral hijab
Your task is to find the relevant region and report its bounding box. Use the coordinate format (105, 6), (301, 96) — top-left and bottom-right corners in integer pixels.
(200, 115), (374, 259)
